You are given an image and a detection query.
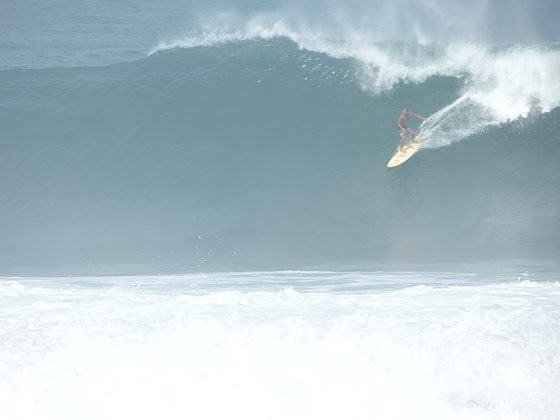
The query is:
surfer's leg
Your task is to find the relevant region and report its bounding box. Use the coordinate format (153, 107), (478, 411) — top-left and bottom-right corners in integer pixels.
(399, 127), (407, 150)
(410, 129), (418, 143)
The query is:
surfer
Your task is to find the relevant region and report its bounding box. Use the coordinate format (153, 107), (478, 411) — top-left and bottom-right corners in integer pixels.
(397, 108), (427, 151)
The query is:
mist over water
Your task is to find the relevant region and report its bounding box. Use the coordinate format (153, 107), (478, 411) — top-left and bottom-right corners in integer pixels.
(2, 0), (560, 70)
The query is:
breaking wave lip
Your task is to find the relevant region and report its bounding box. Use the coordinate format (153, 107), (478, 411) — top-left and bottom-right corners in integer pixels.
(151, 20), (560, 149)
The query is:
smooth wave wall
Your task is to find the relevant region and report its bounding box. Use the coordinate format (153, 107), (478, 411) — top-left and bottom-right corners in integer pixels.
(1, 39), (559, 270)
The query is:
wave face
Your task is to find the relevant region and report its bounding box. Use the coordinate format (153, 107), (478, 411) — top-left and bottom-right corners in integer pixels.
(1, 35), (560, 270)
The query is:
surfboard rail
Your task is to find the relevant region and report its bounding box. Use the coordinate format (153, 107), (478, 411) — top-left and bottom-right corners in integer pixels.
(387, 140), (421, 168)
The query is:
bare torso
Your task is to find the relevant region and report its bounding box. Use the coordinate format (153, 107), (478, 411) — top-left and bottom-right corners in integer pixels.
(397, 111), (413, 128)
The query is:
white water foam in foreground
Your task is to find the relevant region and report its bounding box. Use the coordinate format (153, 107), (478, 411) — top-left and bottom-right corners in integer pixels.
(1, 272), (559, 420)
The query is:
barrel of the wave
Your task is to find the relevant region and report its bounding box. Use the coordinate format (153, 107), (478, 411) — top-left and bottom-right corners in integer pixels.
(387, 140), (421, 168)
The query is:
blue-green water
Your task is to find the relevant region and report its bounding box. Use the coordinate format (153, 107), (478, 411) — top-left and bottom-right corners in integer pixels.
(1, 23), (559, 270)
(2, 2), (560, 418)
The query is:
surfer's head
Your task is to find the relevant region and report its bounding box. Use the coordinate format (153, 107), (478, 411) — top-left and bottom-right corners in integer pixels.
(401, 107), (408, 114)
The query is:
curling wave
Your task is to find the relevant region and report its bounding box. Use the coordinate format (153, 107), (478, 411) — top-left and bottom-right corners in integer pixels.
(153, 22), (560, 149)
(0, 37), (559, 270)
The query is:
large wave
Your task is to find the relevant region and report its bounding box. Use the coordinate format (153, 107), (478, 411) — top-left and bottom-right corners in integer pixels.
(1, 31), (559, 271)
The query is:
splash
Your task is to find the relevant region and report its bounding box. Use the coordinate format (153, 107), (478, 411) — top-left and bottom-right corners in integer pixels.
(152, 18), (560, 148)
(419, 45), (560, 148)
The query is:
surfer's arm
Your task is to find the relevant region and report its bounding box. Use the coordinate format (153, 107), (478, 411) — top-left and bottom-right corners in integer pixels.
(412, 113), (427, 121)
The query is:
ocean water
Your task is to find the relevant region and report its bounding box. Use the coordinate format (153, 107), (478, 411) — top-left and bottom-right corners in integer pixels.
(1, 0), (560, 418)
(2, 270), (560, 420)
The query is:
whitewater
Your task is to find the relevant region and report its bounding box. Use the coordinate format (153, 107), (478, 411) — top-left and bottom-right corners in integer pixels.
(2, 271), (560, 420)
(1, 0), (560, 419)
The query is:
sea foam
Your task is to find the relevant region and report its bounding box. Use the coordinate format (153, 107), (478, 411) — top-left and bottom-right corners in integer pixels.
(2, 273), (559, 420)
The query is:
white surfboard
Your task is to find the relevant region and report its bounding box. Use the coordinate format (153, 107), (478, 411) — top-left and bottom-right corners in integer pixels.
(387, 140), (421, 168)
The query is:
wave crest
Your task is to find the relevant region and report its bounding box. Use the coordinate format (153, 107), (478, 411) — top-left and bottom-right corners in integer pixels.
(157, 17), (560, 149)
